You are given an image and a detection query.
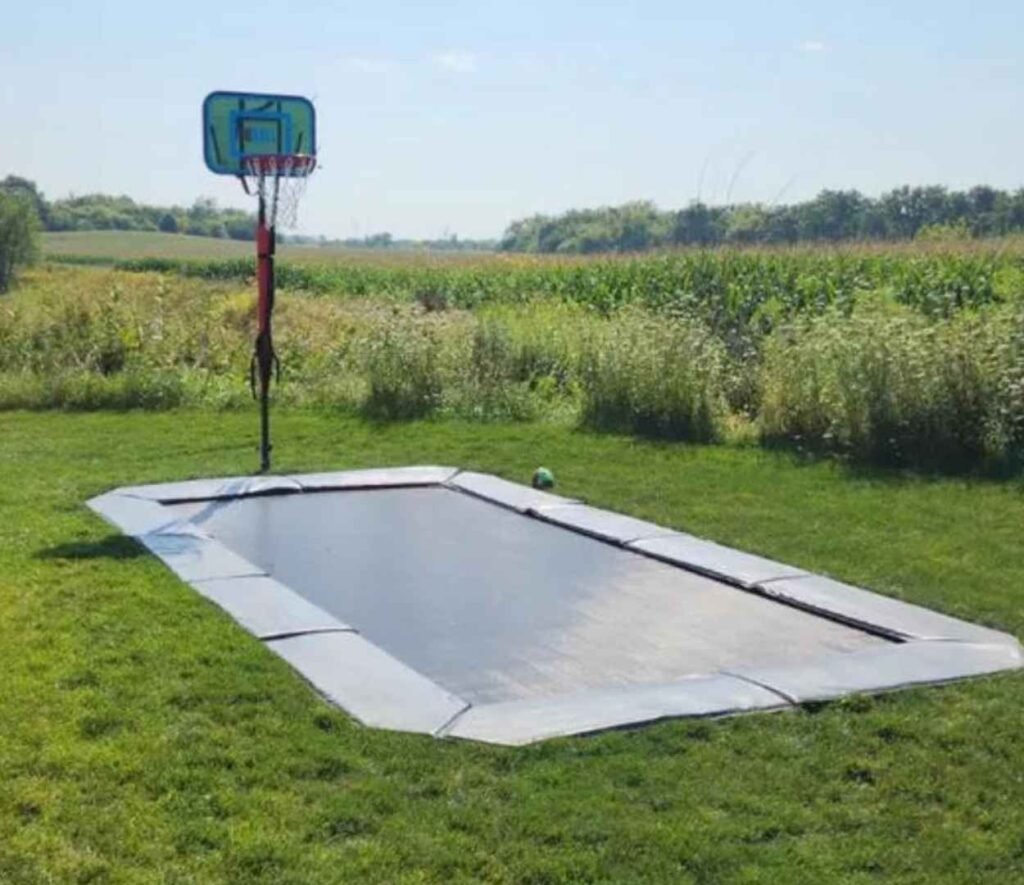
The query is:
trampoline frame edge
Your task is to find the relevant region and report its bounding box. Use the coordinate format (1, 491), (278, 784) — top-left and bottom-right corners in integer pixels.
(87, 467), (1024, 746)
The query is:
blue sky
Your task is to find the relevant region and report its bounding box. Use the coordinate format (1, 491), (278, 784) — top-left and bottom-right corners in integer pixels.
(2, 0), (1022, 238)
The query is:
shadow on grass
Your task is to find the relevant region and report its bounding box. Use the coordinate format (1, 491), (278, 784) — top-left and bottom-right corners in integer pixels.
(37, 535), (146, 561)
(758, 436), (1024, 487)
(577, 424), (1024, 491)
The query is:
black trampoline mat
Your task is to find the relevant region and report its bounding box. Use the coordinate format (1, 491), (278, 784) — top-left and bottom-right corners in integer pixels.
(170, 487), (885, 705)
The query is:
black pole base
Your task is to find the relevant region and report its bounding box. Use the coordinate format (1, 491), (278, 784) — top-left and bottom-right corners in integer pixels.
(259, 381), (272, 474)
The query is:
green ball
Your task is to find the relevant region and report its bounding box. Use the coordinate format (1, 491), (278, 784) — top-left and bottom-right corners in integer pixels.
(532, 467), (555, 490)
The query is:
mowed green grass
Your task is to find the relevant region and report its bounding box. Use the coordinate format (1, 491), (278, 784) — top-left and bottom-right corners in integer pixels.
(1, 410), (1023, 883)
(42, 231), (497, 266)
(43, 231), (255, 260)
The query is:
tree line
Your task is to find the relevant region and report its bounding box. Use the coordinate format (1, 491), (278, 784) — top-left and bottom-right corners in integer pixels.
(499, 186), (1024, 253)
(0, 175), (497, 250)
(8, 173), (1024, 255)
(294, 232), (496, 252)
(2, 176), (257, 241)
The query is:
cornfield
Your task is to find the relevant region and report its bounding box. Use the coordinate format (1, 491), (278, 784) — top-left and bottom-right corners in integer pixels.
(9, 238), (1024, 472)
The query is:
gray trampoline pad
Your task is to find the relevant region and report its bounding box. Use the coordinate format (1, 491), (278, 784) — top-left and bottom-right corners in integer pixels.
(167, 487), (886, 705)
(89, 468), (1022, 744)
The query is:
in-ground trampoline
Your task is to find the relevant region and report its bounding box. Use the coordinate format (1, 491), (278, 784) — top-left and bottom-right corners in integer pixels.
(90, 467), (1022, 745)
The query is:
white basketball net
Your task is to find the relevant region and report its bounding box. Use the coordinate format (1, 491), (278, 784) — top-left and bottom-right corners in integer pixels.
(241, 154), (316, 229)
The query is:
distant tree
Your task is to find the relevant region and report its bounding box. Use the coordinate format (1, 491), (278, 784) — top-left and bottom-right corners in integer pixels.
(797, 190), (866, 240)
(966, 185), (1000, 235)
(158, 212), (179, 233)
(878, 186), (950, 239)
(223, 214), (255, 240)
(47, 205), (74, 231)
(0, 176), (49, 227)
(858, 203), (890, 239)
(724, 205), (769, 244)
(1008, 189), (1024, 230)
(0, 193), (40, 292)
(672, 202), (722, 246)
(188, 197), (218, 221)
(364, 232), (394, 248)
(499, 215), (546, 251)
(763, 206), (800, 243)
(612, 201), (661, 251)
(967, 185), (998, 215)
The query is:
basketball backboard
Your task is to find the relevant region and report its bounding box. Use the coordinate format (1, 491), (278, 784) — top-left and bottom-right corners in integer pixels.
(202, 91), (316, 177)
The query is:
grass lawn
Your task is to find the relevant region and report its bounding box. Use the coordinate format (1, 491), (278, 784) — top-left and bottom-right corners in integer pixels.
(1, 410), (1023, 883)
(40, 231), (498, 265)
(42, 231), (257, 262)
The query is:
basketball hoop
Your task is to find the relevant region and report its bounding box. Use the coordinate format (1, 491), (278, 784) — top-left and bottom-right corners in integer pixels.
(203, 91), (319, 472)
(241, 153), (316, 229)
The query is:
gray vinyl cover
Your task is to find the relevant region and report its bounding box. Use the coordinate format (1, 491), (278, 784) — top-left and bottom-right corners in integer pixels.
(89, 467), (1023, 745)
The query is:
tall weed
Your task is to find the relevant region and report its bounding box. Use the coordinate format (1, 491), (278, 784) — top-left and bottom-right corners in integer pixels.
(359, 307), (455, 419)
(760, 302), (1024, 469)
(579, 308), (728, 441)
(4, 265), (1023, 473)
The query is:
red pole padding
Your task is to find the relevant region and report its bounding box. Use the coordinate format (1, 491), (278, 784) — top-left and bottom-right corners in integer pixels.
(256, 218), (274, 335)
(252, 200), (277, 472)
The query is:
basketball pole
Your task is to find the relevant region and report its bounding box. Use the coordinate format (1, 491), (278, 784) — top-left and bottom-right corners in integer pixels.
(253, 193), (277, 473)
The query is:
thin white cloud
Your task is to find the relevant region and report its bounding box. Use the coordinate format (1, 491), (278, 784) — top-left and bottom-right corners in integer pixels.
(432, 51), (478, 73)
(797, 40), (828, 53)
(346, 57), (393, 74)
